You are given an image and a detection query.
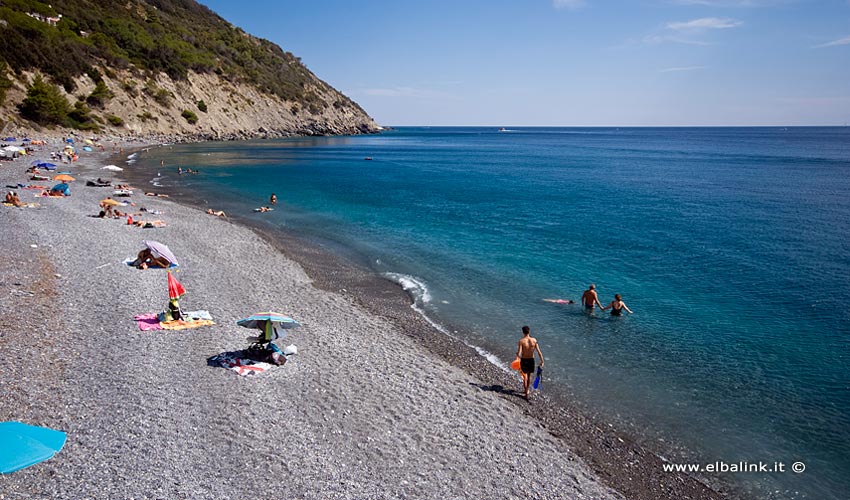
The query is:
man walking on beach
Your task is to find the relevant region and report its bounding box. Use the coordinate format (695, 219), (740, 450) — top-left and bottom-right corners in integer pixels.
(517, 326), (544, 400)
(581, 284), (603, 311)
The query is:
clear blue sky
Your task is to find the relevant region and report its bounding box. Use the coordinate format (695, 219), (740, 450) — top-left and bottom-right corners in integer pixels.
(200, 0), (850, 126)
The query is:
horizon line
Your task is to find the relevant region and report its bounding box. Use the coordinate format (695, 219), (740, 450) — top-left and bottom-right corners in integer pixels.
(380, 124), (849, 128)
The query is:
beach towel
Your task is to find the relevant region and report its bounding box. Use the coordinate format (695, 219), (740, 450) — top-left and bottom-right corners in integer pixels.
(134, 313), (215, 331)
(209, 351), (273, 376)
(160, 319), (215, 330)
(185, 310), (213, 321)
(134, 313), (163, 331)
(2, 202), (38, 208)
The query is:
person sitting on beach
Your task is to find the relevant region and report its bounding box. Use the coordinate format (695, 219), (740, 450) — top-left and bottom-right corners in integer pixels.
(581, 284), (604, 311)
(131, 248), (170, 269)
(5, 191), (22, 207)
(206, 208), (226, 217)
(100, 198), (115, 217)
(516, 326), (544, 400)
(602, 294), (633, 316)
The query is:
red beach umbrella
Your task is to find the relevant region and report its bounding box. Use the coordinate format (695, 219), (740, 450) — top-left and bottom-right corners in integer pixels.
(167, 271), (186, 300)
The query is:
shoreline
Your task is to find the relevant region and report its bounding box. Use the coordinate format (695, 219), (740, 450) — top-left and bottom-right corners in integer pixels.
(1, 139), (724, 499)
(119, 143), (729, 500)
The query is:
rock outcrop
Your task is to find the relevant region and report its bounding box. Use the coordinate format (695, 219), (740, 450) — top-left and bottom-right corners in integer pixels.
(0, 68), (380, 140)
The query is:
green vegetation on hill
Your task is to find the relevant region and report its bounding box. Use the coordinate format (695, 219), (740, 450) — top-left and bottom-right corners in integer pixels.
(0, 0), (357, 112)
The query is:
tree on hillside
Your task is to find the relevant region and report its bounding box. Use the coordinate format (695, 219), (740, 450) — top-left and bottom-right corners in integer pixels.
(18, 74), (71, 125)
(0, 61), (13, 106)
(86, 79), (114, 108)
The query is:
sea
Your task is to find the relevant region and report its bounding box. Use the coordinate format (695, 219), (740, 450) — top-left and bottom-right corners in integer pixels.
(129, 127), (850, 499)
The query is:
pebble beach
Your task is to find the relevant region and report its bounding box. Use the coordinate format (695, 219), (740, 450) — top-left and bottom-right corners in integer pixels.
(0, 140), (722, 500)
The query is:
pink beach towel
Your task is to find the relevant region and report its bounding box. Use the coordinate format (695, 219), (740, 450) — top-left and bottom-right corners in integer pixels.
(134, 313), (215, 331)
(134, 313), (162, 331)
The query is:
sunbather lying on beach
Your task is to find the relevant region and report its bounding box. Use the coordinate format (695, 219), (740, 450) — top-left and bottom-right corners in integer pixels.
(206, 209), (226, 217)
(132, 248), (170, 269)
(134, 219), (166, 228)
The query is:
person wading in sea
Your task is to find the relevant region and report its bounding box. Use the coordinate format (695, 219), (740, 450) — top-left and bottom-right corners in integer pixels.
(516, 326), (544, 400)
(602, 294), (633, 316)
(581, 284), (603, 311)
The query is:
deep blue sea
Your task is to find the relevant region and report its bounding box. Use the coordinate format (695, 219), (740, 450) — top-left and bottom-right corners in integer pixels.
(133, 127), (850, 499)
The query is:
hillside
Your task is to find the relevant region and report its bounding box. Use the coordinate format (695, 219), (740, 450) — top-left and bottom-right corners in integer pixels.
(0, 0), (380, 139)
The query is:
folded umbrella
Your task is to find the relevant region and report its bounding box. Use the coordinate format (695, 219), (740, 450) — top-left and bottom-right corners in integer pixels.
(167, 270), (186, 299)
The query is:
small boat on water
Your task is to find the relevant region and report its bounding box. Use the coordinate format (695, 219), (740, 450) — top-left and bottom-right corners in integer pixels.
(364, 157), (373, 161)
(498, 128), (508, 132)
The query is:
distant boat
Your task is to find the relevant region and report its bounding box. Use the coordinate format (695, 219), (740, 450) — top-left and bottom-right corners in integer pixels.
(498, 128), (508, 132)
(364, 157), (373, 161)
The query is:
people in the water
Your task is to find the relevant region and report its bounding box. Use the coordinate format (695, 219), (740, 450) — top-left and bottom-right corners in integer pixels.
(602, 294), (633, 316)
(270, 193), (277, 205)
(581, 284), (603, 311)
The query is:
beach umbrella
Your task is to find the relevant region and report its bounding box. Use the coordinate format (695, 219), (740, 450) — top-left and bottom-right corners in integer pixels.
(51, 183), (69, 193)
(167, 270), (186, 299)
(82, 146), (93, 152)
(237, 312), (301, 342)
(52, 174), (75, 182)
(0, 421), (66, 474)
(34, 162), (56, 169)
(102, 165), (123, 171)
(143, 240), (179, 267)
(3, 146), (25, 153)
(85, 139), (94, 145)
(65, 138), (74, 143)
(3, 137), (15, 142)
(100, 198), (121, 206)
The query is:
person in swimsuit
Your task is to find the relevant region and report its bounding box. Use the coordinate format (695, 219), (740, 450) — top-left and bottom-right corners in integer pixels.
(270, 193), (277, 205)
(602, 294), (633, 316)
(516, 326), (544, 400)
(581, 284), (603, 311)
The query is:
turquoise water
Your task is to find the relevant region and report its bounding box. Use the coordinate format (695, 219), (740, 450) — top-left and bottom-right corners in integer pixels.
(135, 128), (850, 499)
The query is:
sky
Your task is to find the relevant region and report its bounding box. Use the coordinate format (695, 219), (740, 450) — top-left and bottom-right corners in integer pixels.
(199, 0), (850, 126)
